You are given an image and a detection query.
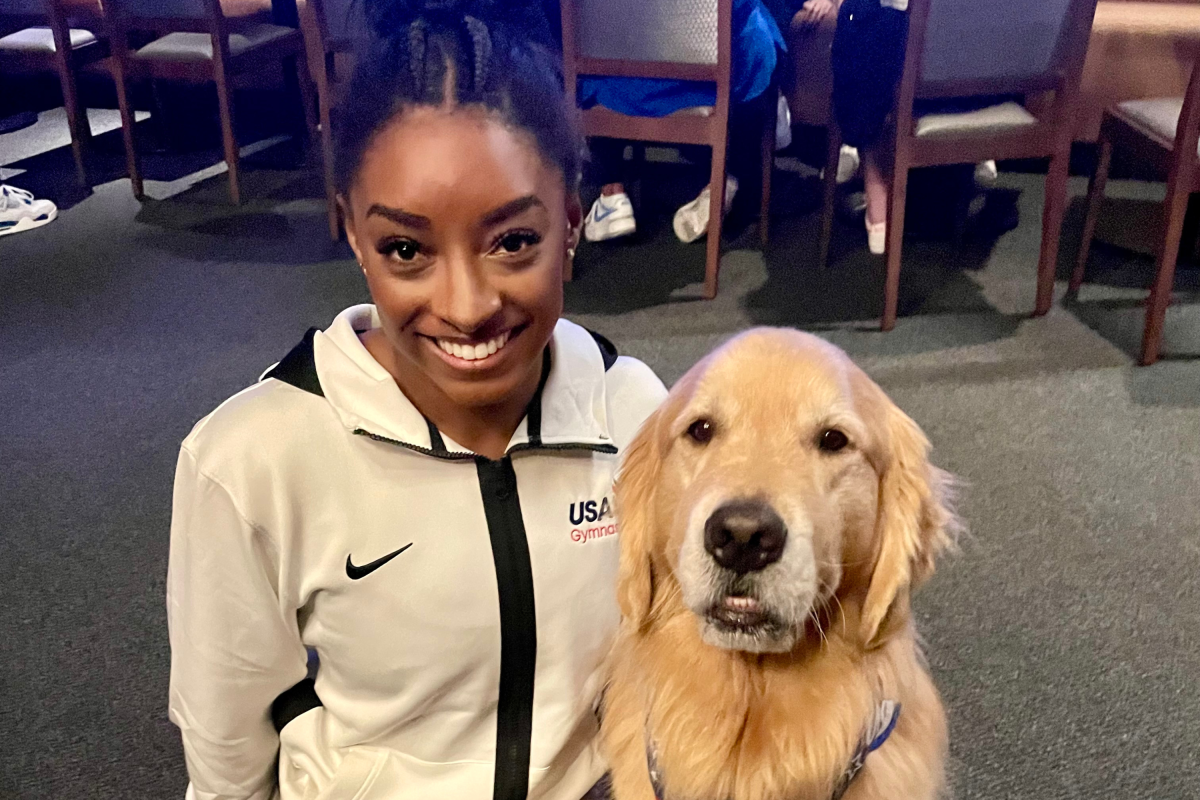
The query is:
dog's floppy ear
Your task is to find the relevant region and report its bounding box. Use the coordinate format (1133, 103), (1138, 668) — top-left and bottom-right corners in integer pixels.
(860, 403), (958, 648)
(614, 405), (667, 632)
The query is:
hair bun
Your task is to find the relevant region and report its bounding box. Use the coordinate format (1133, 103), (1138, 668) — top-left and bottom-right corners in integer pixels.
(362, 0), (511, 39)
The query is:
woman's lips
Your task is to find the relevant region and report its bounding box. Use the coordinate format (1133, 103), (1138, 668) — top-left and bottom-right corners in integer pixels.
(423, 327), (522, 370)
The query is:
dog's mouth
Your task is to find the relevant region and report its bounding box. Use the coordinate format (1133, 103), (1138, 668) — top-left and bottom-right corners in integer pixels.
(706, 593), (778, 633)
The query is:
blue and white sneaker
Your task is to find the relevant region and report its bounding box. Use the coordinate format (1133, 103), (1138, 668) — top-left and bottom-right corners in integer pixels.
(583, 192), (636, 242)
(0, 184), (57, 238)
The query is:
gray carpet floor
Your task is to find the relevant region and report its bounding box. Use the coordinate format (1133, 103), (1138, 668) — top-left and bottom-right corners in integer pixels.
(2, 111), (1199, 799)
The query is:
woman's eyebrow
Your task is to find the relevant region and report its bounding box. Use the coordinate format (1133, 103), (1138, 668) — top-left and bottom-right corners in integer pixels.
(480, 195), (544, 228)
(366, 205), (431, 229)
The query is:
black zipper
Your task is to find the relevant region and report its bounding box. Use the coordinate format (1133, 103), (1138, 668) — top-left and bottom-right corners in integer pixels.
(476, 456), (537, 800)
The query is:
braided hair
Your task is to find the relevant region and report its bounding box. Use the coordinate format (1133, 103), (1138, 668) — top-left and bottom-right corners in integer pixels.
(336, 0), (579, 195)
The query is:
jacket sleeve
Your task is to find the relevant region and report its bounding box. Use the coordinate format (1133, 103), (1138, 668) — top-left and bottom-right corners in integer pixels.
(167, 446), (308, 800)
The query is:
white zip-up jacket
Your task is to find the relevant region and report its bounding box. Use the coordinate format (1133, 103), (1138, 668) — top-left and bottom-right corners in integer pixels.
(167, 305), (667, 800)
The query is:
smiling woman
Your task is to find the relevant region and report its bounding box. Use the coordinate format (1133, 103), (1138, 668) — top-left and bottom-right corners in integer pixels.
(164, 2), (667, 799)
(346, 104), (575, 458)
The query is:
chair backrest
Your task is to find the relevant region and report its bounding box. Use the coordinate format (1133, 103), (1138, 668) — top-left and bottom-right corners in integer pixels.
(1, 0), (50, 17)
(102, 0), (221, 36)
(560, 0), (733, 104)
(913, 0), (1098, 98)
(305, 0), (366, 50)
(112, 0), (207, 19)
(1171, 59), (1200, 175)
(575, 0), (718, 65)
(0, 0), (50, 32)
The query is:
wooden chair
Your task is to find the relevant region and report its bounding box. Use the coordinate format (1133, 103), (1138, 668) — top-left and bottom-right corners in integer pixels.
(1072, 61), (1200, 365)
(819, 0), (1099, 330)
(560, 0), (775, 298)
(298, 0), (364, 239)
(0, 0), (108, 185)
(102, 0), (315, 204)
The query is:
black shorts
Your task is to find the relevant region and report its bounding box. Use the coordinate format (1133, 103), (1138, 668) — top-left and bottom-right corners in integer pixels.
(830, 0), (908, 149)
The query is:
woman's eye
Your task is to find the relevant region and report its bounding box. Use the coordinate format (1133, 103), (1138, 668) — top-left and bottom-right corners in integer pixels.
(686, 418), (714, 444)
(818, 429), (849, 453)
(492, 231), (541, 255)
(380, 238), (421, 262)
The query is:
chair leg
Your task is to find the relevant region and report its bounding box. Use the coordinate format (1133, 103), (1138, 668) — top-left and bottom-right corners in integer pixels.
(1071, 136), (1112, 295)
(1035, 148), (1071, 316)
(57, 57), (90, 186)
(759, 95), (776, 248)
(703, 137), (729, 299)
(213, 67), (241, 205)
(882, 150), (909, 331)
(112, 62), (143, 200)
(818, 124), (840, 270)
(320, 94), (339, 241)
(1139, 173), (1191, 365)
(287, 54), (317, 148)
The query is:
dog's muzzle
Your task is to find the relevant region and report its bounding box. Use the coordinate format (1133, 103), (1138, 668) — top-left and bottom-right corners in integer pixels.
(681, 497), (814, 653)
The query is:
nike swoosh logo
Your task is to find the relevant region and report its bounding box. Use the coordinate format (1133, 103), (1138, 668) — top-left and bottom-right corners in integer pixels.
(593, 204), (618, 222)
(346, 543), (413, 580)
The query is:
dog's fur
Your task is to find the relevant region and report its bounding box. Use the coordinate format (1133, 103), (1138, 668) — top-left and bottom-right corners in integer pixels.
(601, 329), (959, 800)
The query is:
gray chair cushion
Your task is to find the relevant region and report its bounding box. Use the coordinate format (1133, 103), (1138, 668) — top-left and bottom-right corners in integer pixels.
(132, 23), (292, 61)
(915, 101), (1037, 139)
(1117, 97), (1190, 151)
(0, 26), (96, 53)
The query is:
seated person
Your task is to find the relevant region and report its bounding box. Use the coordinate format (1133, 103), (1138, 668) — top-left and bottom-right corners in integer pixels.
(577, 0), (786, 244)
(830, 0), (1000, 254)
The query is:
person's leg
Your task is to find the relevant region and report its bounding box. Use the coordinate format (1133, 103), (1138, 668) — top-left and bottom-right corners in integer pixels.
(863, 146), (888, 226)
(673, 92), (780, 244)
(831, 0), (907, 253)
(583, 138), (637, 242)
(863, 145), (889, 254)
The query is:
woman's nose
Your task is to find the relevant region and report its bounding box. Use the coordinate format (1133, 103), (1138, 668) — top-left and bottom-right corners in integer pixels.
(433, 255), (502, 333)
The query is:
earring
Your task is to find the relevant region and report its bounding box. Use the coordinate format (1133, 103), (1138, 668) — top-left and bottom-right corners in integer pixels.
(567, 247), (576, 260)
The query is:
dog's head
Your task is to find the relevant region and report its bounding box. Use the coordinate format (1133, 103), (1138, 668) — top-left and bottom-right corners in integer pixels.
(616, 328), (957, 654)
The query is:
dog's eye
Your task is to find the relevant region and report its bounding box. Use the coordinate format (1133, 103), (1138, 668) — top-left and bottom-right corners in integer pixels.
(818, 429), (849, 453)
(686, 419), (714, 444)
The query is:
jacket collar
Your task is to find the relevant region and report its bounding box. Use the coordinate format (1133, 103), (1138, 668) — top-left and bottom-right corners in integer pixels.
(311, 305), (616, 458)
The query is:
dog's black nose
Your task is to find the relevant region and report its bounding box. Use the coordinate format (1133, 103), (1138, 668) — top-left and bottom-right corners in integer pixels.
(704, 500), (787, 573)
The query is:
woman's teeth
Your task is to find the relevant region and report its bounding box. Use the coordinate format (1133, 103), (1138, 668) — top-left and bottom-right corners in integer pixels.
(436, 331), (511, 362)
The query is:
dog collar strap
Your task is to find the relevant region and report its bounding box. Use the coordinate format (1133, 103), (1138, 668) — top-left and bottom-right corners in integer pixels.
(645, 701), (901, 800)
(830, 700), (901, 800)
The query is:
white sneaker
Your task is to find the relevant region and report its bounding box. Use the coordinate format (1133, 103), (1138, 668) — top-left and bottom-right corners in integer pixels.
(866, 216), (886, 255)
(583, 192), (636, 242)
(975, 159), (998, 188)
(0, 184), (57, 238)
(673, 176), (738, 243)
(837, 145), (860, 184)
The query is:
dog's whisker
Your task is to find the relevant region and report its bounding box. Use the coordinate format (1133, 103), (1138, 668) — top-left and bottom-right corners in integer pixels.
(808, 608), (829, 649)
(827, 592), (848, 638)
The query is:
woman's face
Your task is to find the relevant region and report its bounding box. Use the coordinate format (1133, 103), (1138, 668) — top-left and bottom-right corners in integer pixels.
(342, 106), (580, 411)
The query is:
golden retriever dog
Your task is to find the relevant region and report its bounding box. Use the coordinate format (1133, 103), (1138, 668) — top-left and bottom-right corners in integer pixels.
(601, 328), (959, 800)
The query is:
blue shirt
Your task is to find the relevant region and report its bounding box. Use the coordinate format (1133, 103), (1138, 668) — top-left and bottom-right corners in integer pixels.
(577, 0), (786, 117)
